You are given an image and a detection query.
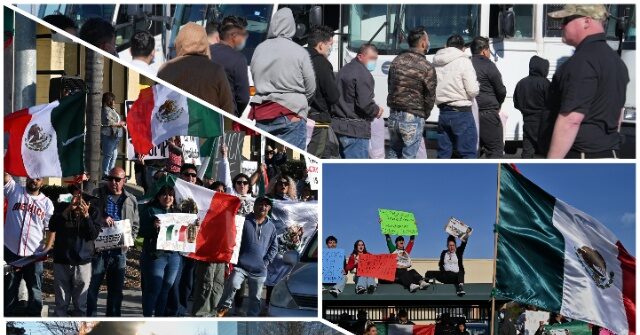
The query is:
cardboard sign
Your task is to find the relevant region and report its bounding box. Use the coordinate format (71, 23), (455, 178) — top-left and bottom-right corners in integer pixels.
(155, 213), (199, 253)
(305, 156), (321, 191)
(524, 311), (549, 335)
(357, 253), (397, 282)
(180, 136), (201, 165)
(444, 217), (472, 239)
(379, 209), (418, 236)
(95, 219), (134, 252)
(322, 248), (345, 283)
(198, 132), (245, 180)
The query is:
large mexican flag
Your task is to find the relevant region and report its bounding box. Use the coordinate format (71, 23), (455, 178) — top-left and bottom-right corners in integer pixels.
(149, 174), (241, 263)
(495, 164), (635, 335)
(127, 84), (222, 155)
(4, 93), (86, 178)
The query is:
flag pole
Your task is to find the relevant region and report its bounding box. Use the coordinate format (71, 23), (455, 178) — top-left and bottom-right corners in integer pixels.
(490, 164), (502, 335)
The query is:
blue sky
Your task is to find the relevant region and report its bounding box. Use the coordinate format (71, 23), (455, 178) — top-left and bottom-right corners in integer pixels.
(323, 163), (635, 258)
(19, 321), (220, 335)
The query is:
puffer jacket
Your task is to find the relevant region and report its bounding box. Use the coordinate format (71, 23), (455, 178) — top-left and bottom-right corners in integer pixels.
(433, 47), (479, 108)
(387, 48), (437, 119)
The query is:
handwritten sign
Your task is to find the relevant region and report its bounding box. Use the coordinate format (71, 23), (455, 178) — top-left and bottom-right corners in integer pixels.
(95, 219), (134, 252)
(357, 253), (397, 282)
(444, 217), (472, 239)
(305, 156), (321, 191)
(199, 132), (245, 180)
(322, 248), (345, 283)
(180, 136), (201, 165)
(524, 311), (549, 335)
(156, 213), (199, 253)
(379, 209), (418, 236)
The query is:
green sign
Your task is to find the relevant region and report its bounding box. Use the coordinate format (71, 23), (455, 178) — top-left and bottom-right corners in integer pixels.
(379, 209), (418, 235)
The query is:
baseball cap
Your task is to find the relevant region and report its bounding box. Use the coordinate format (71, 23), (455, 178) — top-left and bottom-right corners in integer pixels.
(548, 4), (608, 21)
(255, 196), (273, 206)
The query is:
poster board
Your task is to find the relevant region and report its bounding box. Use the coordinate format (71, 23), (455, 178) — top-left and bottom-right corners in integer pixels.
(379, 209), (418, 235)
(95, 219), (134, 252)
(357, 253), (397, 281)
(155, 213), (199, 253)
(323, 248), (345, 283)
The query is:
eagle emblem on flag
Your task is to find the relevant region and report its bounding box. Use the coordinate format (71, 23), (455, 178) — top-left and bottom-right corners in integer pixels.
(156, 99), (184, 122)
(575, 246), (615, 289)
(25, 124), (52, 151)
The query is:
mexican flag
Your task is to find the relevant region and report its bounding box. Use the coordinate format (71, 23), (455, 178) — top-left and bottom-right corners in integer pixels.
(495, 164), (635, 335)
(379, 324), (435, 335)
(149, 174), (241, 263)
(127, 84), (223, 155)
(4, 93), (86, 178)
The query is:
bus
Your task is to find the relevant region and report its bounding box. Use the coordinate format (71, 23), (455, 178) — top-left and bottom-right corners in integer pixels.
(333, 4), (636, 156)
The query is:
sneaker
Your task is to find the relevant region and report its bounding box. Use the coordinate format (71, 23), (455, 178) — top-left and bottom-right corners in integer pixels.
(419, 280), (430, 290)
(367, 285), (376, 294)
(216, 307), (229, 317)
(356, 286), (366, 294)
(329, 288), (340, 298)
(457, 284), (466, 296)
(409, 283), (420, 293)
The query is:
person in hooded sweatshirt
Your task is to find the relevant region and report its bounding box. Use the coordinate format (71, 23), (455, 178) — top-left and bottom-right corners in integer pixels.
(513, 56), (551, 158)
(249, 8), (316, 150)
(158, 22), (234, 114)
(433, 34), (480, 159)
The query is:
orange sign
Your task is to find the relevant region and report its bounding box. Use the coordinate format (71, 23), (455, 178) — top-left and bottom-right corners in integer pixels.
(357, 253), (397, 281)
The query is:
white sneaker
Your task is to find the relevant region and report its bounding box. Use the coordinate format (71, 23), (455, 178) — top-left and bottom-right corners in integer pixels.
(409, 283), (419, 293)
(419, 280), (430, 289)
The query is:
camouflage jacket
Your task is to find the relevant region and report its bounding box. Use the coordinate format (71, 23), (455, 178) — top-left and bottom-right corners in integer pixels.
(387, 49), (437, 119)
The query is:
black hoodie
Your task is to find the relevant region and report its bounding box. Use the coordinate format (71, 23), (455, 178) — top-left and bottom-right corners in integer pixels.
(513, 56), (551, 120)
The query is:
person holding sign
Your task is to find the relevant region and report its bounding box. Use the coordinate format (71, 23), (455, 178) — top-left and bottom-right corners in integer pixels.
(87, 167), (140, 317)
(345, 240), (377, 294)
(217, 144), (259, 216)
(323, 236), (347, 297)
(424, 231), (471, 296)
(138, 186), (182, 316)
(49, 188), (101, 317)
(385, 234), (429, 293)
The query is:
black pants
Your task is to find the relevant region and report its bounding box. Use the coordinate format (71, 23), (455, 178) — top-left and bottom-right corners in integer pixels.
(395, 268), (424, 289)
(522, 119), (541, 159)
(424, 270), (464, 286)
(479, 110), (504, 158)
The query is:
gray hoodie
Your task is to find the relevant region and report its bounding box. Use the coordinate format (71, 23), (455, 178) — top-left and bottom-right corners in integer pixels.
(250, 8), (316, 119)
(433, 47), (479, 108)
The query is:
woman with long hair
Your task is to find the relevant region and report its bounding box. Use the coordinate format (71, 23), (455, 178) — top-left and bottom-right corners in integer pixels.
(345, 240), (377, 294)
(266, 174), (297, 201)
(100, 92), (125, 176)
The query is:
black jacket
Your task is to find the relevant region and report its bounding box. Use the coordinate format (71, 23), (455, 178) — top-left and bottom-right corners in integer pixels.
(210, 43), (250, 117)
(307, 47), (340, 123)
(49, 204), (102, 265)
(471, 55), (506, 111)
(332, 59), (378, 138)
(514, 56), (550, 120)
(438, 240), (467, 273)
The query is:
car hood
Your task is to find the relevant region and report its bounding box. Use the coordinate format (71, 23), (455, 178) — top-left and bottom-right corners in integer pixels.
(285, 262), (317, 297)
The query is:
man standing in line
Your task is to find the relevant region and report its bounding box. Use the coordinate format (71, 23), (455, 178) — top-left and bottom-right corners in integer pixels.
(386, 27), (437, 159)
(470, 36), (506, 158)
(129, 30), (157, 76)
(332, 44), (383, 158)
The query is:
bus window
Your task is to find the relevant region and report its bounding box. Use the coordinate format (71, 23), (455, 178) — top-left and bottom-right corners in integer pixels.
(114, 5), (166, 51)
(38, 4), (115, 30)
(489, 5), (533, 39)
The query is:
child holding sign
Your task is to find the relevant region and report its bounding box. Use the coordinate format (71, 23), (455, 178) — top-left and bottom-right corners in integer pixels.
(384, 234), (429, 293)
(323, 236), (347, 297)
(345, 240), (377, 294)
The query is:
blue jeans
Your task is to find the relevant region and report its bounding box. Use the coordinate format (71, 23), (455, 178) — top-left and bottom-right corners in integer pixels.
(437, 109), (478, 158)
(256, 116), (307, 150)
(217, 267), (266, 317)
(354, 275), (376, 289)
(87, 249), (126, 316)
(141, 250), (181, 317)
(325, 274), (347, 293)
(165, 255), (194, 316)
(337, 135), (369, 159)
(387, 111), (425, 159)
(101, 134), (120, 175)
(4, 247), (43, 316)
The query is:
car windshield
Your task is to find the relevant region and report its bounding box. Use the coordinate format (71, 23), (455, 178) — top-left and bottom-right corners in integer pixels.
(348, 4), (480, 55)
(301, 232), (317, 262)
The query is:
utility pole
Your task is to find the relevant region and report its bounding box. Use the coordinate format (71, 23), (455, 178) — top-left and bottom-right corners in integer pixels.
(12, 11), (36, 111)
(84, 48), (103, 193)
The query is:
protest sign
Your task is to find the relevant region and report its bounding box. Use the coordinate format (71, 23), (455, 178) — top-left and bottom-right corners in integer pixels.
(357, 253), (397, 281)
(444, 217), (472, 239)
(198, 132), (245, 180)
(180, 136), (201, 165)
(156, 213), (200, 253)
(545, 321), (591, 335)
(8, 250), (50, 268)
(305, 156), (321, 191)
(322, 248), (345, 283)
(95, 219), (134, 252)
(230, 215), (246, 264)
(379, 209), (418, 236)
(524, 311), (549, 335)
(241, 161), (258, 177)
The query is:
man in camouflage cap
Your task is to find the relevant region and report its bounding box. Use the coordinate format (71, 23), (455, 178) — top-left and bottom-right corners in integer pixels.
(545, 4), (629, 158)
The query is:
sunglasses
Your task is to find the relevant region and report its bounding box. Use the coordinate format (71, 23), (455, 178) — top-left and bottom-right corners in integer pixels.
(277, 180), (289, 186)
(267, 150), (275, 154)
(182, 172), (197, 178)
(562, 15), (585, 26)
(235, 180), (249, 185)
(106, 176), (123, 182)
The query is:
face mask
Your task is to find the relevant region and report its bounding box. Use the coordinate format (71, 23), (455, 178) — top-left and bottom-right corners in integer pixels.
(425, 42), (430, 55)
(235, 38), (247, 51)
(366, 60), (376, 72)
(325, 44), (332, 58)
(499, 312), (504, 320)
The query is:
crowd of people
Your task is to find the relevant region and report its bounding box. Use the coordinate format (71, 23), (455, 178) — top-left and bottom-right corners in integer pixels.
(4, 119), (316, 317)
(323, 228), (471, 297)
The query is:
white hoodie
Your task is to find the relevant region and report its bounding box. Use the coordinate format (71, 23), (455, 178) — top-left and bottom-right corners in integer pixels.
(433, 47), (479, 108)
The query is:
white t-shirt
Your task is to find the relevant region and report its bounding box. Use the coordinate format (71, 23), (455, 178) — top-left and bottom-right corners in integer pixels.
(443, 251), (460, 273)
(394, 249), (412, 268)
(4, 179), (54, 256)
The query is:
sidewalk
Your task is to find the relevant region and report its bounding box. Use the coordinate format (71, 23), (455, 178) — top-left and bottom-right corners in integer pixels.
(43, 289), (143, 317)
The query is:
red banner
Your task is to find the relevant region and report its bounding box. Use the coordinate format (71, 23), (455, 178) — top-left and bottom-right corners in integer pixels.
(357, 253), (397, 281)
